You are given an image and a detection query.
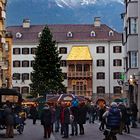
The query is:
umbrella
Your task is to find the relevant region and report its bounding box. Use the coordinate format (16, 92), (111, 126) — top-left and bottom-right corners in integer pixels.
(113, 98), (123, 103)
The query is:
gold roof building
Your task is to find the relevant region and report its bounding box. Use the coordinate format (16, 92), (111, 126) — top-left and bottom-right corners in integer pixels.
(67, 46), (92, 61)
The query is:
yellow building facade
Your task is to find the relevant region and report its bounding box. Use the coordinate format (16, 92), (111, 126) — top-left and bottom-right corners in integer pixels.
(0, 0), (12, 88)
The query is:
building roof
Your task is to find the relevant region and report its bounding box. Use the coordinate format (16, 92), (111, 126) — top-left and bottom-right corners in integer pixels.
(6, 24), (122, 43)
(67, 46), (92, 61)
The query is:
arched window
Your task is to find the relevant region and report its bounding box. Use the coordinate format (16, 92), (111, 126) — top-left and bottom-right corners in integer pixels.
(67, 31), (73, 37)
(90, 31), (96, 37)
(109, 30), (114, 36)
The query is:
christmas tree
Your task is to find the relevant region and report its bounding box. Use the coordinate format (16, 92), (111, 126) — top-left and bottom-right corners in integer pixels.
(31, 25), (65, 97)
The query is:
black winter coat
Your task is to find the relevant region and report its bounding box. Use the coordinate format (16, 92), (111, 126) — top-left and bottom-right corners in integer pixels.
(40, 108), (52, 126)
(77, 105), (87, 124)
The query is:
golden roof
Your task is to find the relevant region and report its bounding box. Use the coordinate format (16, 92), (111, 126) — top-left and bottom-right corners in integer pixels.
(67, 46), (92, 60)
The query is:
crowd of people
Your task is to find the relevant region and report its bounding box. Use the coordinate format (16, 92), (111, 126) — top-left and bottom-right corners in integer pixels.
(0, 99), (139, 139)
(28, 99), (139, 139)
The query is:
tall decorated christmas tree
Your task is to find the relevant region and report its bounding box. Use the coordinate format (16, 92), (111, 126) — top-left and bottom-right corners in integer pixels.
(31, 25), (65, 97)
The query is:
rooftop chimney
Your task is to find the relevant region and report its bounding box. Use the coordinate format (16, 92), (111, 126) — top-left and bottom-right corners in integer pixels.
(94, 17), (101, 27)
(23, 19), (30, 28)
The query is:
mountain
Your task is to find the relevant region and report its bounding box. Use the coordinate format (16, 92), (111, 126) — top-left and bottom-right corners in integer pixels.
(6, 0), (124, 32)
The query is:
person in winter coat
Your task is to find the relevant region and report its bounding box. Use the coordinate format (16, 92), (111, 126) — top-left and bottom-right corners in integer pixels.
(130, 101), (138, 128)
(103, 102), (121, 130)
(54, 103), (61, 132)
(88, 103), (96, 124)
(118, 103), (127, 134)
(99, 105), (106, 131)
(30, 105), (38, 124)
(70, 99), (79, 136)
(103, 102), (121, 140)
(40, 105), (52, 139)
(60, 102), (70, 138)
(3, 102), (15, 138)
(124, 107), (131, 134)
(77, 102), (88, 135)
(50, 105), (55, 132)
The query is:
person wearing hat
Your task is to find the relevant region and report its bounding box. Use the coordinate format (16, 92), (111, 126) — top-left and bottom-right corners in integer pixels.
(103, 102), (121, 139)
(70, 99), (79, 136)
(40, 105), (52, 139)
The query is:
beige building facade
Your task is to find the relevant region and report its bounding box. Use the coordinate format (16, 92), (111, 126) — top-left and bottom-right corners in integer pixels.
(7, 18), (125, 103)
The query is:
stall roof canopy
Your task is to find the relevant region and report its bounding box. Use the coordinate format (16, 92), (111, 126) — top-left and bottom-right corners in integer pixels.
(67, 46), (92, 61)
(0, 88), (21, 96)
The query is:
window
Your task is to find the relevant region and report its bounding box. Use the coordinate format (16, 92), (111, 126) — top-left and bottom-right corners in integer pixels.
(113, 59), (122, 66)
(22, 73), (29, 80)
(13, 48), (20, 54)
(90, 31), (96, 37)
(16, 32), (22, 38)
(12, 73), (20, 80)
(22, 61), (29, 67)
(114, 86), (121, 94)
(113, 46), (122, 53)
(63, 73), (67, 79)
(109, 30), (114, 36)
(60, 60), (67, 67)
(31, 48), (36, 54)
(129, 51), (138, 68)
(97, 60), (105, 67)
(13, 61), (20, 67)
(113, 72), (121, 79)
(21, 87), (29, 94)
(84, 64), (90, 71)
(96, 46), (105, 53)
(22, 48), (29, 54)
(67, 32), (73, 37)
(59, 47), (67, 54)
(76, 64), (82, 71)
(31, 60), (35, 67)
(97, 72), (105, 79)
(128, 18), (138, 34)
(97, 86), (105, 94)
(13, 87), (20, 93)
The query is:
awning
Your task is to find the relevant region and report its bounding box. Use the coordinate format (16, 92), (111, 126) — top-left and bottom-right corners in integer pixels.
(47, 94), (86, 102)
(67, 46), (92, 61)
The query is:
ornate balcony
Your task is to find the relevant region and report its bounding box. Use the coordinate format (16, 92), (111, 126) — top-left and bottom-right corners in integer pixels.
(68, 71), (92, 78)
(67, 88), (93, 96)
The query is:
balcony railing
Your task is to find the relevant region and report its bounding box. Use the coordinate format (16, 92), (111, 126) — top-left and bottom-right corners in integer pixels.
(67, 88), (93, 96)
(68, 71), (92, 78)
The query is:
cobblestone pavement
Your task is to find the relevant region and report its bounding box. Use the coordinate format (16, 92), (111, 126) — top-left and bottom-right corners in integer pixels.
(0, 119), (140, 140)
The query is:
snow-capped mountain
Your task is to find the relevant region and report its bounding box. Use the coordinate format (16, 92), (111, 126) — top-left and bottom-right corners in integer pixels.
(55, 0), (124, 7)
(6, 0), (124, 32)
